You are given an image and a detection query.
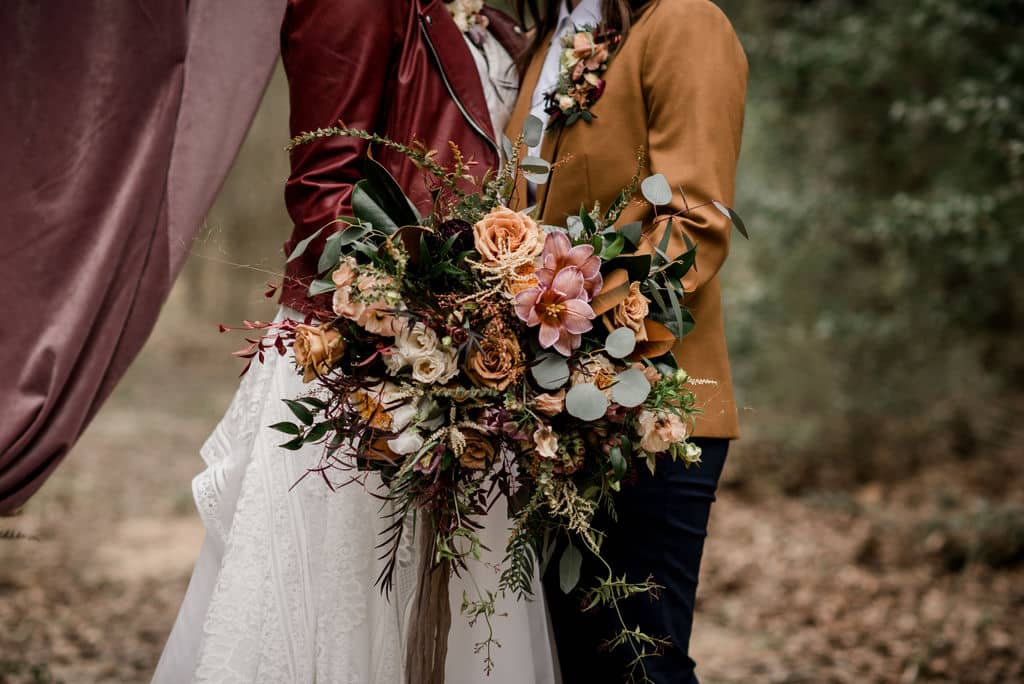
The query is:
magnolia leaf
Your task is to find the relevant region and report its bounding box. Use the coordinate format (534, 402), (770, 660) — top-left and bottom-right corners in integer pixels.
(521, 156), (551, 185)
(531, 354), (571, 390)
(713, 200), (749, 239)
(286, 225), (326, 263)
(364, 156), (421, 224)
(558, 543), (583, 594)
(611, 368), (651, 407)
(641, 174), (673, 206)
(307, 278), (336, 297)
(618, 221), (643, 249)
(284, 399), (315, 426)
(335, 222), (370, 246)
(523, 115), (544, 148)
(608, 445), (627, 478)
(605, 327), (637, 359)
(566, 383), (609, 421)
(603, 253), (652, 282)
(600, 233), (626, 260)
(590, 268), (631, 317)
(351, 180), (399, 234)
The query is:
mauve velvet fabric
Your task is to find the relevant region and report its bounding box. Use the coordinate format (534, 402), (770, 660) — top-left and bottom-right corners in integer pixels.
(0, 0), (286, 514)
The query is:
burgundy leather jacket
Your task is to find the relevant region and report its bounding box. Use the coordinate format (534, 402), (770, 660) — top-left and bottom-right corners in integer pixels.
(279, 0), (523, 314)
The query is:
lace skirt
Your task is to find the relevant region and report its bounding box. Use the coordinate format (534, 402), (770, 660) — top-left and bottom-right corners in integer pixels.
(153, 307), (559, 684)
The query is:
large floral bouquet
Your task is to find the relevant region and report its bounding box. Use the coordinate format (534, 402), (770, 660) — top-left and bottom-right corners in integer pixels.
(234, 116), (745, 681)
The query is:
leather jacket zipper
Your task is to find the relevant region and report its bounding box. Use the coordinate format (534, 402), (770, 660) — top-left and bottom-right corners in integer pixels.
(418, 15), (500, 158)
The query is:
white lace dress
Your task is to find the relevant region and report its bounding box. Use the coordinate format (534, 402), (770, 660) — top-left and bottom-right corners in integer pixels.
(153, 32), (559, 684)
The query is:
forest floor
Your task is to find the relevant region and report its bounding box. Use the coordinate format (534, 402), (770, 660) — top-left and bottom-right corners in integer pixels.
(2, 299), (1022, 684)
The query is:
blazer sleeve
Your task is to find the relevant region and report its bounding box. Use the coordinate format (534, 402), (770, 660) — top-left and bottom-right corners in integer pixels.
(280, 0), (405, 254)
(641, 0), (748, 295)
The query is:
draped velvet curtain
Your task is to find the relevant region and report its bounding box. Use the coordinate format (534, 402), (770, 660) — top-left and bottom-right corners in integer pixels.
(0, 0), (286, 514)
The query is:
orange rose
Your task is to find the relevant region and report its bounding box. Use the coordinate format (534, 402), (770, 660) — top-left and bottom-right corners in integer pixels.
(466, 335), (523, 391)
(459, 431), (496, 470)
(293, 323), (345, 383)
(508, 262), (540, 296)
(473, 207), (544, 266)
(609, 282), (650, 341)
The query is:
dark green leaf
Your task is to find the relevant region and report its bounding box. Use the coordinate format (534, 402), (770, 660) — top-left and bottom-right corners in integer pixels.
(284, 399), (315, 426)
(317, 231), (343, 275)
(269, 422), (301, 435)
(279, 435), (306, 451)
(306, 422), (331, 443)
(579, 206), (597, 235)
(286, 226), (325, 263)
(352, 180), (399, 234)
(297, 396), (328, 409)
(602, 253), (652, 282)
(600, 234), (626, 261)
(364, 156), (421, 224)
(559, 543), (583, 594)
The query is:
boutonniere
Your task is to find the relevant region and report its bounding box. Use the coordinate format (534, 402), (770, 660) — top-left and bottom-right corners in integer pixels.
(543, 24), (621, 130)
(445, 0), (490, 46)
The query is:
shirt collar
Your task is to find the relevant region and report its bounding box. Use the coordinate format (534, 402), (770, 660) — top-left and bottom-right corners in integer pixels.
(555, 0), (603, 38)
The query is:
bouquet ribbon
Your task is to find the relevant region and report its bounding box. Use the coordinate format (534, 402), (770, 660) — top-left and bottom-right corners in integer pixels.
(405, 521), (452, 684)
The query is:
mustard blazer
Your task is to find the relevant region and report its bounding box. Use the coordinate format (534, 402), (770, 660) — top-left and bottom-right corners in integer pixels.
(507, 0), (747, 438)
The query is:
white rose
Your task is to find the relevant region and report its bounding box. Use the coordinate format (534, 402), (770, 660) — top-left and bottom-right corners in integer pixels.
(388, 429), (424, 455)
(558, 94), (575, 113)
(398, 321), (439, 358)
(411, 353), (446, 384)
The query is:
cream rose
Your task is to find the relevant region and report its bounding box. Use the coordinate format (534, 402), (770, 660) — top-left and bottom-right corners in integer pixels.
(473, 207), (545, 266)
(610, 282), (650, 341)
(293, 323), (345, 383)
(411, 349), (459, 385)
(532, 390), (566, 417)
(533, 425), (559, 461)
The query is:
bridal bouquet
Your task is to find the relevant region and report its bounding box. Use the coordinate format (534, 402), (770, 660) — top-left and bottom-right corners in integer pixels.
(233, 117), (745, 680)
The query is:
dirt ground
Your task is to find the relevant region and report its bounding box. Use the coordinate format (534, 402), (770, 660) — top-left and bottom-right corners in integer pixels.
(2, 290), (1023, 684)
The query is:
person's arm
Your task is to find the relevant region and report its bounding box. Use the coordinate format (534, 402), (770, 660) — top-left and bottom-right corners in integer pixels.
(281, 0), (406, 256)
(641, 0), (748, 295)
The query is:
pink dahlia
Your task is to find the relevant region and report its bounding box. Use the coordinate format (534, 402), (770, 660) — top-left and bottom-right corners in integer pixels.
(536, 231), (603, 300)
(514, 267), (595, 356)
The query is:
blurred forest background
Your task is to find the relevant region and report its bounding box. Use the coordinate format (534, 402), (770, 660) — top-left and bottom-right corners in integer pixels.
(2, 1), (1022, 682)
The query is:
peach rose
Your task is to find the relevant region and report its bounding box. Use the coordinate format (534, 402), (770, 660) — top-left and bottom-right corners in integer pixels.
(637, 410), (689, 454)
(293, 323), (345, 383)
(633, 362), (663, 387)
(332, 257), (365, 321)
(610, 282), (650, 341)
(508, 262), (541, 296)
(532, 390), (566, 417)
(473, 207), (544, 266)
(466, 335), (522, 391)
(459, 431), (496, 470)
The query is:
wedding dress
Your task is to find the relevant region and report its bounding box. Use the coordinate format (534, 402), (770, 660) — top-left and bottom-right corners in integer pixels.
(153, 30), (559, 684)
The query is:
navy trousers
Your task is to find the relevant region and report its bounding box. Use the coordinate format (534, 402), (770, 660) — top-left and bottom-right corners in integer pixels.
(542, 438), (729, 684)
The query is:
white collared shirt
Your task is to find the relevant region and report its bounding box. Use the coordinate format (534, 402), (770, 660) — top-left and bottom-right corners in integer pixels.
(526, 0), (604, 159)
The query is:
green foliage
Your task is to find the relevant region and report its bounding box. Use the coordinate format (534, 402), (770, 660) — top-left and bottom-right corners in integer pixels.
(716, 0), (1024, 459)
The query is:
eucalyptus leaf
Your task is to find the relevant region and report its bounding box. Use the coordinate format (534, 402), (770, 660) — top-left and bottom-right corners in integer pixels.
(531, 354), (571, 390)
(286, 225), (326, 263)
(501, 134), (514, 163)
(521, 156), (551, 185)
(565, 216), (584, 240)
(605, 327), (637, 358)
(566, 383), (609, 421)
(713, 200), (749, 239)
(317, 231), (343, 275)
(307, 278), (336, 297)
(608, 446), (627, 478)
(611, 368), (651, 407)
(641, 174), (673, 206)
(523, 115), (544, 148)
(558, 543), (583, 594)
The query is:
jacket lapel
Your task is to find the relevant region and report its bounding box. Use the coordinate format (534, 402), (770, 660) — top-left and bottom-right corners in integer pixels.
(418, 0), (496, 145)
(504, 36), (552, 212)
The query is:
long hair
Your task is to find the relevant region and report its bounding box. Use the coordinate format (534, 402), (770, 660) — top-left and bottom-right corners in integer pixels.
(512, 0), (653, 65)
